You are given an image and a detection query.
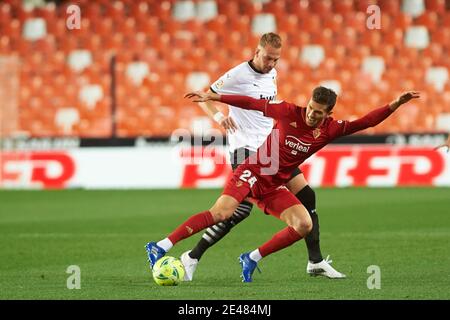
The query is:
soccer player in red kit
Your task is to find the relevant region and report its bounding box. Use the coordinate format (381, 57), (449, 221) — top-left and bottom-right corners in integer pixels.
(146, 87), (420, 282)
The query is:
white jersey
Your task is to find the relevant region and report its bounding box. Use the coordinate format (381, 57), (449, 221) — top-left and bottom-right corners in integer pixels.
(210, 61), (277, 153)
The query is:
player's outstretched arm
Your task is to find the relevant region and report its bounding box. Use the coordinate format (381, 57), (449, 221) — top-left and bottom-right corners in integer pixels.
(185, 92), (269, 113)
(387, 91), (421, 111)
(342, 91), (420, 136)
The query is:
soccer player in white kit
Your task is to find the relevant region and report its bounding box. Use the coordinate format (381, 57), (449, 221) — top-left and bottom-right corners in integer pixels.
(180, 33), (345, 280)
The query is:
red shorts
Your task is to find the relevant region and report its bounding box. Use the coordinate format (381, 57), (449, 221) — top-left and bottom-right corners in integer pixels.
(222, 165), (301, 219)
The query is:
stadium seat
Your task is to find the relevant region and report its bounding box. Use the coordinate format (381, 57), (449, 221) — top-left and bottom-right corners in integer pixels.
(401, 0), (425, 18)
(55, 107), (80, 135)
(360, 30), (382, 48)
(320, 79), (342, 95)
(415, 11), (439, 31)
(261, 0), (284, 19)
(310, 0), (332, 15)
(361, 56), (385, 83)
(172, 0), (196, 22)
(22, 18), (47, 41)
(186, 72), (210, 91)
(333, 0), (354, 15)
(300, 45), (325, 69)
(378, 0), (400, 15)
(343, 11), (367, 33)
(67, 49), (93, 73)
(382, 28), (404, 48)
(392, 12), (413, 30)
(425, 66), (449, 92)
(287, 0), (310, 17)
(425, 0), (446, 13)
(435, 113), (450, 131)
(78, 84), (104, 110)
(322, 14), (343, 32)
(196, 0), (218, 22)
(251, 13), (277, 36)
(126, 61), (150, 86)
(404, 26), (430, 49)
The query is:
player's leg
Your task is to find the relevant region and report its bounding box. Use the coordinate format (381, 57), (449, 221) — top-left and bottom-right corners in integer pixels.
(182, 149), (254, 280)
(286, 171), (346, 279)
(286, 171), (323, 263)
(239, 190), (312, 282)
(187, 200), (253, 260)
(146, 194), (241, 269)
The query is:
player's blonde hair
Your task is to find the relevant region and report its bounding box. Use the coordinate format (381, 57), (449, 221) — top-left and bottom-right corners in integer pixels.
(259, 32), (282, 49)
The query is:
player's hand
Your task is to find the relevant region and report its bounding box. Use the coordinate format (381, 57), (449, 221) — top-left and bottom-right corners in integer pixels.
(219, 116), (238, 133)
(184, 91), (219, 102)
(396, 91), (420, 105)
(389, 91), (420, 111)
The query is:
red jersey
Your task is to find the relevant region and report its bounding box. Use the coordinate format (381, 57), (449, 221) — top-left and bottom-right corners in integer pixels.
(220, 95), (394, 189)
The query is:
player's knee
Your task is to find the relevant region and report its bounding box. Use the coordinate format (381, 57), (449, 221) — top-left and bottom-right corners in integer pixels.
(293, 216), (313, 236)
(210, 200), (237, 222)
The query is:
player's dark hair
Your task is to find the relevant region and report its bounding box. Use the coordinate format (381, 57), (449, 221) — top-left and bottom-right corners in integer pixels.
(259, 32), (282, 48)
(312, 86), (337, 111)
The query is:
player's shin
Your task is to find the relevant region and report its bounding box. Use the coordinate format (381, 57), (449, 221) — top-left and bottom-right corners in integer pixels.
(296, 186), (323, 263)
(189, 201), (253, 260)
(258, 226), (303, 258)
(166, 210), (215, 247)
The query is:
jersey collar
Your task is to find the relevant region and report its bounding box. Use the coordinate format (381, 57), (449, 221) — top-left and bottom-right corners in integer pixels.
(248, 60), (264, 74)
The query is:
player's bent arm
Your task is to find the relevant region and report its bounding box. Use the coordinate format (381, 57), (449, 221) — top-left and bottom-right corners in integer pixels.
(193, 90), (238, 131)
(196, 89), (225, 121)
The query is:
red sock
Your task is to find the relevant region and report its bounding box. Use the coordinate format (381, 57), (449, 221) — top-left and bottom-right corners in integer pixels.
(168, 211), (214, 245)
(258, 227), (302, 257)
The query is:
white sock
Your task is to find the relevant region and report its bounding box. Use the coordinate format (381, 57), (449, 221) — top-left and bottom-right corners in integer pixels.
(249, 249), (262, 262)
(186, 252), (198, 262)
(156, 238), (173, 252)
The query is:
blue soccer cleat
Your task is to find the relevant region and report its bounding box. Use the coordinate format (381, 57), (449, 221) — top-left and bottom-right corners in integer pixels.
(239, 253), (261, 283)
(145, 242), (166, 269)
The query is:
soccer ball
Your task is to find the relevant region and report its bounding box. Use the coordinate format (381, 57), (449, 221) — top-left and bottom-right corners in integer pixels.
(152, 256), (185, 286)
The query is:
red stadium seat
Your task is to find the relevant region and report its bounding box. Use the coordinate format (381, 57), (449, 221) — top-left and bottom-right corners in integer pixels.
(378, 0), (400, 15)
(288, 0), (310, 18)
(415, 12), (439, 31)
(425, 0), (446, 13)
(382, 28), (404, 48)
(332, 0), (354, 15)
(322, 14), (344, 32)
(310, 0), (333, 16)
(391, 12), (413, 30)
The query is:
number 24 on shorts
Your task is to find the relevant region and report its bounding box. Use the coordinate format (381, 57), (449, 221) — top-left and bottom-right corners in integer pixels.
(239, 170), (257, 188)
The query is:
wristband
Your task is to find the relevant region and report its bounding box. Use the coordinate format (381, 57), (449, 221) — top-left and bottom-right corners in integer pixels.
(213, 112), (225, 123)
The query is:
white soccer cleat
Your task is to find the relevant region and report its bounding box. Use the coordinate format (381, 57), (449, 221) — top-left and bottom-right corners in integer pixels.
(180, 250), (198, 281)
(306, 255), (346, 279)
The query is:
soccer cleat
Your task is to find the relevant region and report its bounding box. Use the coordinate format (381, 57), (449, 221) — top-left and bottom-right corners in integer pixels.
(306, 255), (346, 279)
(180, 250), (198, 281)
(239, 253), (261, 283)
(145, 242), (166, 270)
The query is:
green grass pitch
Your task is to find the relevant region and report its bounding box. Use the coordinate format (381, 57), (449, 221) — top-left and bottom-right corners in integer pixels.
(0, 188), (449, 300)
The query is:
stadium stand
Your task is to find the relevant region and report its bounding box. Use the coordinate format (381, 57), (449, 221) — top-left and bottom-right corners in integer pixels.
(0, 0), (449, 138)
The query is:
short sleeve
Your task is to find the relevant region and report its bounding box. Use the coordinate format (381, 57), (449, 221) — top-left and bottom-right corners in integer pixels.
(210, 69), (242, 94)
